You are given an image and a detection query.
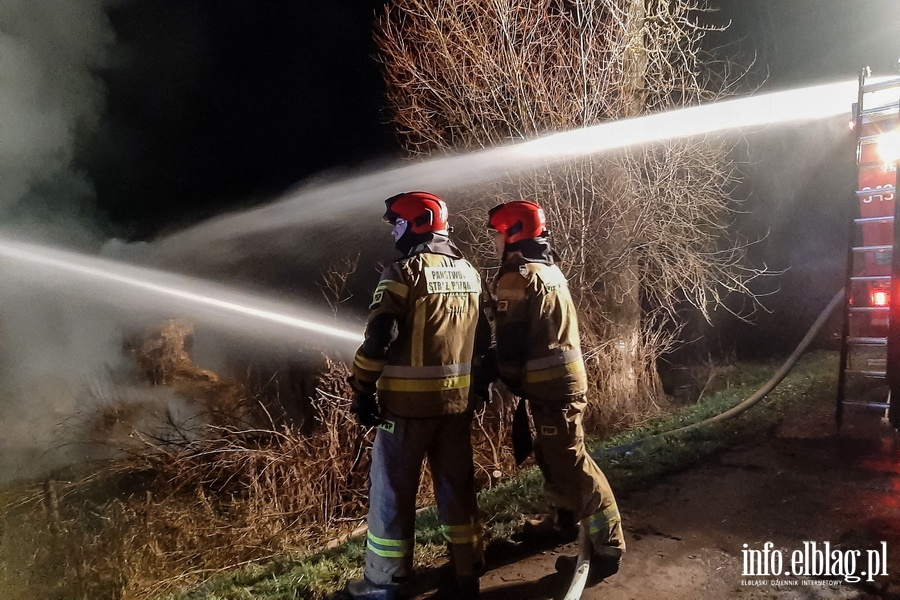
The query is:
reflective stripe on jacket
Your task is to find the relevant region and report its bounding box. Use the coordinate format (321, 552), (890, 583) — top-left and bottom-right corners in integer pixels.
(491, 257), (587, 401)
(352, 239), (481, 417)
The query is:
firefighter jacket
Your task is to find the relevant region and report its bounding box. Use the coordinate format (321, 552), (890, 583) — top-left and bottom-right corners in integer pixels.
(352, 235), (482, 418)
(490, 241), (587, 402)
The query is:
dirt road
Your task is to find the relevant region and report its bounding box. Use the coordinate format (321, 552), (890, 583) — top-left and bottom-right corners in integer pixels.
(472, 399), (900, 599)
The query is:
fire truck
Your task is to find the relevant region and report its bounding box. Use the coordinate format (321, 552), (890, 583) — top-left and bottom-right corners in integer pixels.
(836, 66), (900, 426)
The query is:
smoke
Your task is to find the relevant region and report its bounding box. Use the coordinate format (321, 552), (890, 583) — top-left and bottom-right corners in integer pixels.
(706, 115), (856, 358)
(0, 288), (135, 481)
(0, 0), (117, 242)
(737, 115), (854, 278)
(0, 2), (369, 483)
(0, 0), (135, 482)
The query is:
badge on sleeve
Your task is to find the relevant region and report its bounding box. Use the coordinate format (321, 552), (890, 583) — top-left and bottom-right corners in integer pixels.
(370, 290), (384, 308)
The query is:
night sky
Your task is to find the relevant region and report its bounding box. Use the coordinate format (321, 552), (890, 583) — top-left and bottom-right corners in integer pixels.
(88, 0), (394, 238)
(706, 1), (900, 88)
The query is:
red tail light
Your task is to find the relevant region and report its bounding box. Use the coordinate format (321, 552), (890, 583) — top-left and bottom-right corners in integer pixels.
(872, 291), (889, 307)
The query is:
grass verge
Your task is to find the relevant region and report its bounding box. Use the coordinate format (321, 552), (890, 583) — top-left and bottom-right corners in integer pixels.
(162, 350), (839, 600)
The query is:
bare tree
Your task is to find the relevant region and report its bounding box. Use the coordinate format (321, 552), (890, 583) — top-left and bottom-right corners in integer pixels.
(375, 0), (763, 429)
(318, 254), (360, 320)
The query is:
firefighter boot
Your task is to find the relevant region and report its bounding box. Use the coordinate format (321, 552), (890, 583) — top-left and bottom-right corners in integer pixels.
(520, 507), (578, 544)
(443, 537), (481, 598)
(554, 524), (622, 586)
(336, 576), (403, 600)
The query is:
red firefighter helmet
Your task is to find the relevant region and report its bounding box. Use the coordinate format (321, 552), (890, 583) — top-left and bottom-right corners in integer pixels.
(383, 191), (449, 234)
(488, 200), (546, 244)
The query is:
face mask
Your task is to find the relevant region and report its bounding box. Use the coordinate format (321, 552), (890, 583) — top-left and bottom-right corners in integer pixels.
(391, 218), (409, 242)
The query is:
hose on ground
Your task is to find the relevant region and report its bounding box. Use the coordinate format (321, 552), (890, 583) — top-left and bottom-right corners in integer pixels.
(603, 289), (845, 456)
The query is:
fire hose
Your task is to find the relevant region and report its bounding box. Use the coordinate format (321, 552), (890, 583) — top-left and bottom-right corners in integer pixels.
(602, 289), (845, 457)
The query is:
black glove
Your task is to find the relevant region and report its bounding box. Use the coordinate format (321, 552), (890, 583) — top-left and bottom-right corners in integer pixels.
(351, 391), (381, 427)
(348, 376), (382, 428)
(472, 349), (499, 405)
(511, 397), (534, 465)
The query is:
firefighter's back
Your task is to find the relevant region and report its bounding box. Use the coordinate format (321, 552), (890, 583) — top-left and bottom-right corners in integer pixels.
(378, 251), (482, 417)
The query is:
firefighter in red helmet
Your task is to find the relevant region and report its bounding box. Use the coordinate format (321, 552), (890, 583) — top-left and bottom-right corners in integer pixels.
(482, 199), (625, 585)
(340, 192), (482, 600)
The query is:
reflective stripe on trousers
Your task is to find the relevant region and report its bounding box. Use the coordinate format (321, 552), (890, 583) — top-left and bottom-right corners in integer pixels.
(365, 410), (481, 585)
(529, 395), (626, 552)
(584, 502), (623, 551)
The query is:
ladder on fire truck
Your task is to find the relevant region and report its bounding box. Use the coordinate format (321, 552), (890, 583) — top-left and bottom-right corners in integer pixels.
(836, 66), (900, 427)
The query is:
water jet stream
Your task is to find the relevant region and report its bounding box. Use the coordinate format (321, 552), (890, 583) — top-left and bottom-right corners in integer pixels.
(158, 79), (859, 258)
(0, 235), (364, 350)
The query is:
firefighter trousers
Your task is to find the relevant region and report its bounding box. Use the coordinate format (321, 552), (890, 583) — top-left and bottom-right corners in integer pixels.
(529, 395), (625, 553)
(364, 410), (482, 586)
